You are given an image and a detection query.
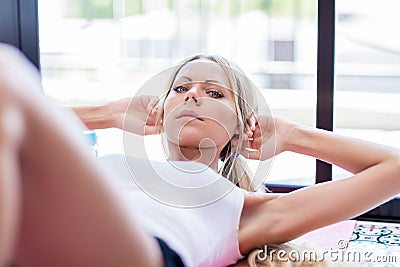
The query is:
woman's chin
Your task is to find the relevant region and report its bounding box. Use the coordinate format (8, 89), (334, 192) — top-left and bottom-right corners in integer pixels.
(164, 131), (227, 150)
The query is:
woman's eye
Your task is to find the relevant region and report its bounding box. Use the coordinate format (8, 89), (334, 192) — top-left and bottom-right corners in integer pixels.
(173, 86), (187, 93)
(208, 90), (224, 98)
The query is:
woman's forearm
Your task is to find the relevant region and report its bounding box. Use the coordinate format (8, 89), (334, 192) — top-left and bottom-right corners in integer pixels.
(286, 124), (399, 174)
(71, 105), (115, 130)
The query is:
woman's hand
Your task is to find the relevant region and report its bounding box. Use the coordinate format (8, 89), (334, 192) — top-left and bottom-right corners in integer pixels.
(238, 115), (295, 161)
(108, 95), (162, 135)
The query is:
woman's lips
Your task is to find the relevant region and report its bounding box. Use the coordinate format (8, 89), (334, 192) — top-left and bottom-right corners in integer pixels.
(176, 110), (204, 121)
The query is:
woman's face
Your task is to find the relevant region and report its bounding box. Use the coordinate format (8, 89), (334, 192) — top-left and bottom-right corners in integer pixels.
(163, 59), (239, 150)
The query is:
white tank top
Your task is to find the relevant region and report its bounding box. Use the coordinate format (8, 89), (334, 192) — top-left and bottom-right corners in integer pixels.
(100, 154), (245, 267)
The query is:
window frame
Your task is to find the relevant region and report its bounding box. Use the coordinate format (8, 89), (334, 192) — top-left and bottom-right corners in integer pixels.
(0, 0), (40, 69)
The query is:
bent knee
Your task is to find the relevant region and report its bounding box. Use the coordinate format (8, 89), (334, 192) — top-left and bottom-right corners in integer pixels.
(0, 43), (27, 65)
(0, 43), (42, 97)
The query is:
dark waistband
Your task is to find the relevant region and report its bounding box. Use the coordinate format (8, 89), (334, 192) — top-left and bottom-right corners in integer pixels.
(154, 237), (185, 267)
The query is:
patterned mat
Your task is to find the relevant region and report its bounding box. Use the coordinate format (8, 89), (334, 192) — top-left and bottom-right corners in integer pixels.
(350, 221), (400, 247)
(347, 221), (400, 266)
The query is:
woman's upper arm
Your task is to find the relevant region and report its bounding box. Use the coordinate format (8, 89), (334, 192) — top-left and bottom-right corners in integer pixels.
(240, 157), (400, 253)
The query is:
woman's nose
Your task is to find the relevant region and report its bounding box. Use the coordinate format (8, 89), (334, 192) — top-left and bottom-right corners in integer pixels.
(184, 87), (201, 105)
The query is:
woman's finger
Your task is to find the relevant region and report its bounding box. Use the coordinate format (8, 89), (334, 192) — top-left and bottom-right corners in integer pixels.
(245, 124), (253, 137)
(248, 115), (256, 131)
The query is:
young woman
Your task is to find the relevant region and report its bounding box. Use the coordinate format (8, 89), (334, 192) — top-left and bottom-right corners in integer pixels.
(1, 43), (399, 267)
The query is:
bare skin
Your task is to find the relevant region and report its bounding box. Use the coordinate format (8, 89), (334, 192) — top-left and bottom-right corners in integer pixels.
(0, 44), (163, 267)
(73, 60), (400, 258)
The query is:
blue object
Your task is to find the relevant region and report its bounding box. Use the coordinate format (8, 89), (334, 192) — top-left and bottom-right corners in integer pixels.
(82, 130), (98, 156)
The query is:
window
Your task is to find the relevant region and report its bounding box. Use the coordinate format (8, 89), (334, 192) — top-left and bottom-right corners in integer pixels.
(334, 0), (400, 182)
(38, 0), (318, 186)
(334, 0), (400, 221)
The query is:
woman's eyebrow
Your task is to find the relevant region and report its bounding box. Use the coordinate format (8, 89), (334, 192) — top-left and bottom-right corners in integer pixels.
(180, 76), (192, 81)
(205, 79), (222, 84)
(205, 80), (232, 92)
(178, 76), (222, 84)
(174, 77), (229, 89)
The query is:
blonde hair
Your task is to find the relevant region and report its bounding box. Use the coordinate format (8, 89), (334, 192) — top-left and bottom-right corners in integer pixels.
(155, 54), (261, 192)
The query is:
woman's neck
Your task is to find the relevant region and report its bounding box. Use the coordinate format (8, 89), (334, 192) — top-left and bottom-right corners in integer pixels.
(167, 142), (220, 172)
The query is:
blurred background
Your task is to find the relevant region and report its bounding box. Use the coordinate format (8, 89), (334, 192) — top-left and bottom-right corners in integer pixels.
(38, 0), (400, 186)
